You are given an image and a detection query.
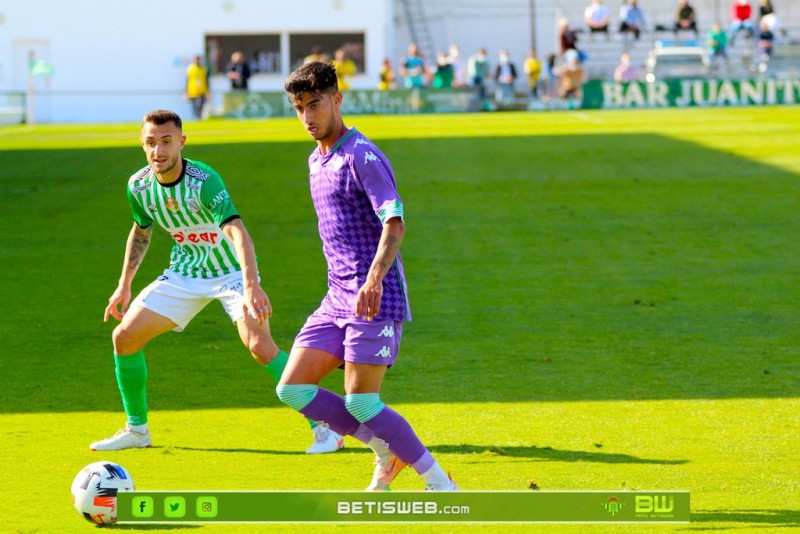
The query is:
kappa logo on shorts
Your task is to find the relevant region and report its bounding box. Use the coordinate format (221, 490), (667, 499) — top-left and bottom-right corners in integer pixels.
(378, 325), (395, 338)
(374, 346), (392, 358)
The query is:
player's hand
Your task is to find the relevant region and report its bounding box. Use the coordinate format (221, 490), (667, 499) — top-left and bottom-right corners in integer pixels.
(355, 280), (382, 321)
(244, 286), (272, 325)
(104, 287), (131, 322)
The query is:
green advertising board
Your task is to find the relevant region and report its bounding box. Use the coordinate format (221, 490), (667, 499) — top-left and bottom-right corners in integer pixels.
(118, 490), (690, 523)
(583, 78), (800, 109)
(223, 88), (477, 118)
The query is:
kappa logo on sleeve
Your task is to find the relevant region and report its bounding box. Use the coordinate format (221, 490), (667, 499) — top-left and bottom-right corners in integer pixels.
(364, 151), (378, 164)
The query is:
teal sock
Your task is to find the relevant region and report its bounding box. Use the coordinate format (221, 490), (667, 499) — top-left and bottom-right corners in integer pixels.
(265, 351), (317, 430)
(114, 351), (148, 426)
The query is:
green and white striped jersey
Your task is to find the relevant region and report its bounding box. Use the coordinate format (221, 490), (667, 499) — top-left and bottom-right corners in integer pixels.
(126, 158), (242, 279)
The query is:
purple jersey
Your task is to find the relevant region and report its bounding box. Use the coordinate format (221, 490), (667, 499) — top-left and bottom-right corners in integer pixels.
(308, 127), (410, 322)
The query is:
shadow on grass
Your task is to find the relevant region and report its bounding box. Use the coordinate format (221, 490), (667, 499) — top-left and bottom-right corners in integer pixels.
(3, 133), (800, 413)
(172, 443), (685, 465)
(690, 509), (800, 529)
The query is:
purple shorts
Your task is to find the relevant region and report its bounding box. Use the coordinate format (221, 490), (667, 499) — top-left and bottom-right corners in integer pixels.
(293, 312), (403, 366)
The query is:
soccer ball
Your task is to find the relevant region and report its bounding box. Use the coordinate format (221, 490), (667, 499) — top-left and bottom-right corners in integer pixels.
(71, 461), (134, 525)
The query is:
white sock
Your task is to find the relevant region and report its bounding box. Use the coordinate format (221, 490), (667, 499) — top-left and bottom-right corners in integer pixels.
(421, 462), (450, 486)
(367, 436), (392, 460)
(129, 423), (148, 433)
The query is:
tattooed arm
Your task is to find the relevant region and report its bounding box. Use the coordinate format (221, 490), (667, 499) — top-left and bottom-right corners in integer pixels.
(355, 217), (405, 321)
(104, 223), (153, 322)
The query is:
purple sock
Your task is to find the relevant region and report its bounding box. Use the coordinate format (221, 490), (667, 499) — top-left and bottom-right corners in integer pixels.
(362, 405), (432, 473)
(298, 388), (361, 437)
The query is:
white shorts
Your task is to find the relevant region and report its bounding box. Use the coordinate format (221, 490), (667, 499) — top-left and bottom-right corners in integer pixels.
(131, 269), (250, 332)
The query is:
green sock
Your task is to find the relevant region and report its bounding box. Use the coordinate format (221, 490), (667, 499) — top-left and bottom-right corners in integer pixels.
(114, 351), (148, 426)
(264, 350), (289, 382)
(264, 350), (317, 430)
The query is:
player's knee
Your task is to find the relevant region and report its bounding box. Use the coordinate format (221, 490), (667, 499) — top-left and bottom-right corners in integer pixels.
(247, 337), (279, 365)
(344, 393), (386, 423)
(112, 324), (144, 355)
(275, 384), (319, 411)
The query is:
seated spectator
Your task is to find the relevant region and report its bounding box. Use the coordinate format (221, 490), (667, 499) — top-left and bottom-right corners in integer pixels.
(758, 17), (775, 59)
(432, 51), (454, 89)
(707, 22), (729, 63)
(556, 49), (586, 100)
(674, 0), (699, 37)
(613, 53), (639, 82)
(584, 0), (611, 37)
(619, 0), (646, 40)
(559, 18), (579, 55)
(729, 0), (755, 44)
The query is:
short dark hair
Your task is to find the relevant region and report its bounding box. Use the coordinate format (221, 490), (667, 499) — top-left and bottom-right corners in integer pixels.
(142, 109), (182, 130)
(284, 62), (339, 99)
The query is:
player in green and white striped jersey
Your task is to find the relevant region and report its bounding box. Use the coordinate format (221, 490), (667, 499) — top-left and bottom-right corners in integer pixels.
(89, 110), (343, 454)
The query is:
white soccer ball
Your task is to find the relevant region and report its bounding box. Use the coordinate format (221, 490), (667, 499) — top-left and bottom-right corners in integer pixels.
(71, 461), (135, 525)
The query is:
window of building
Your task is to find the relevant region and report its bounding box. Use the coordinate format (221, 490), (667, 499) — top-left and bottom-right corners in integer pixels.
(205, 34), (282, 74)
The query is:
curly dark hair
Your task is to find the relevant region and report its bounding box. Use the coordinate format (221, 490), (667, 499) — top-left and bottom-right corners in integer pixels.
(284, 61), (339, 98)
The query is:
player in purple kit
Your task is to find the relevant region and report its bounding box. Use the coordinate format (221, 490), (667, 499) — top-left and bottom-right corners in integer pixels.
(277, 62), (457, 491)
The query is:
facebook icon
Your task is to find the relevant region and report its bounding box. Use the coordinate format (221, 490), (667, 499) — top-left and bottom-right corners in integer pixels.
(132, 496), (154, 518)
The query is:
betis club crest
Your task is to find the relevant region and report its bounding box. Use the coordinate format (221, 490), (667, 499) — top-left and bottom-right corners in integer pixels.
(602, 496), (624, 516)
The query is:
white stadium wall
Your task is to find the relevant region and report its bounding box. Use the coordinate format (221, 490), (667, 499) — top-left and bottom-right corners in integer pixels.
(0, 0), (393, 123)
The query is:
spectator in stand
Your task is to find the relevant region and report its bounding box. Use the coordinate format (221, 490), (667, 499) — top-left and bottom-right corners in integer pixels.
(707, 22), (729, 65)
(613, 53), (639, 82)
(543, 53), (559, 99)
(584, 0), (611, 37)
(332, 48), (357, 91)
(619, 0), (646, 41)
(758, 0), (782, 38)
(467, 48), (491, 99)
(729, 0), (755, 45)
(378, 58), (396, 90)
(674, 0), (699, 38)
(185, 55), (209, 120)
(523, 48), (542, 98)
(757, 16), (775, 59)
(400, 43), (426, 88)
(559, 18), (579, 55)
(556, 49), (586, 101)
(432, 51), (454, 89)
(448, 44), (466, 87)
(304, 46), (330, 65)
(226, 51), (251, 91)
(493, 50), (518, 105)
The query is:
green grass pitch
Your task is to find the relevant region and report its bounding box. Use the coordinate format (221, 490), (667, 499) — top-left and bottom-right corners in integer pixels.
(1, 106), (799, 533)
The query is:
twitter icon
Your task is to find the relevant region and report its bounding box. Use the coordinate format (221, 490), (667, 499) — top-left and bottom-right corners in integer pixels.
(164, 496), (186, 518)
